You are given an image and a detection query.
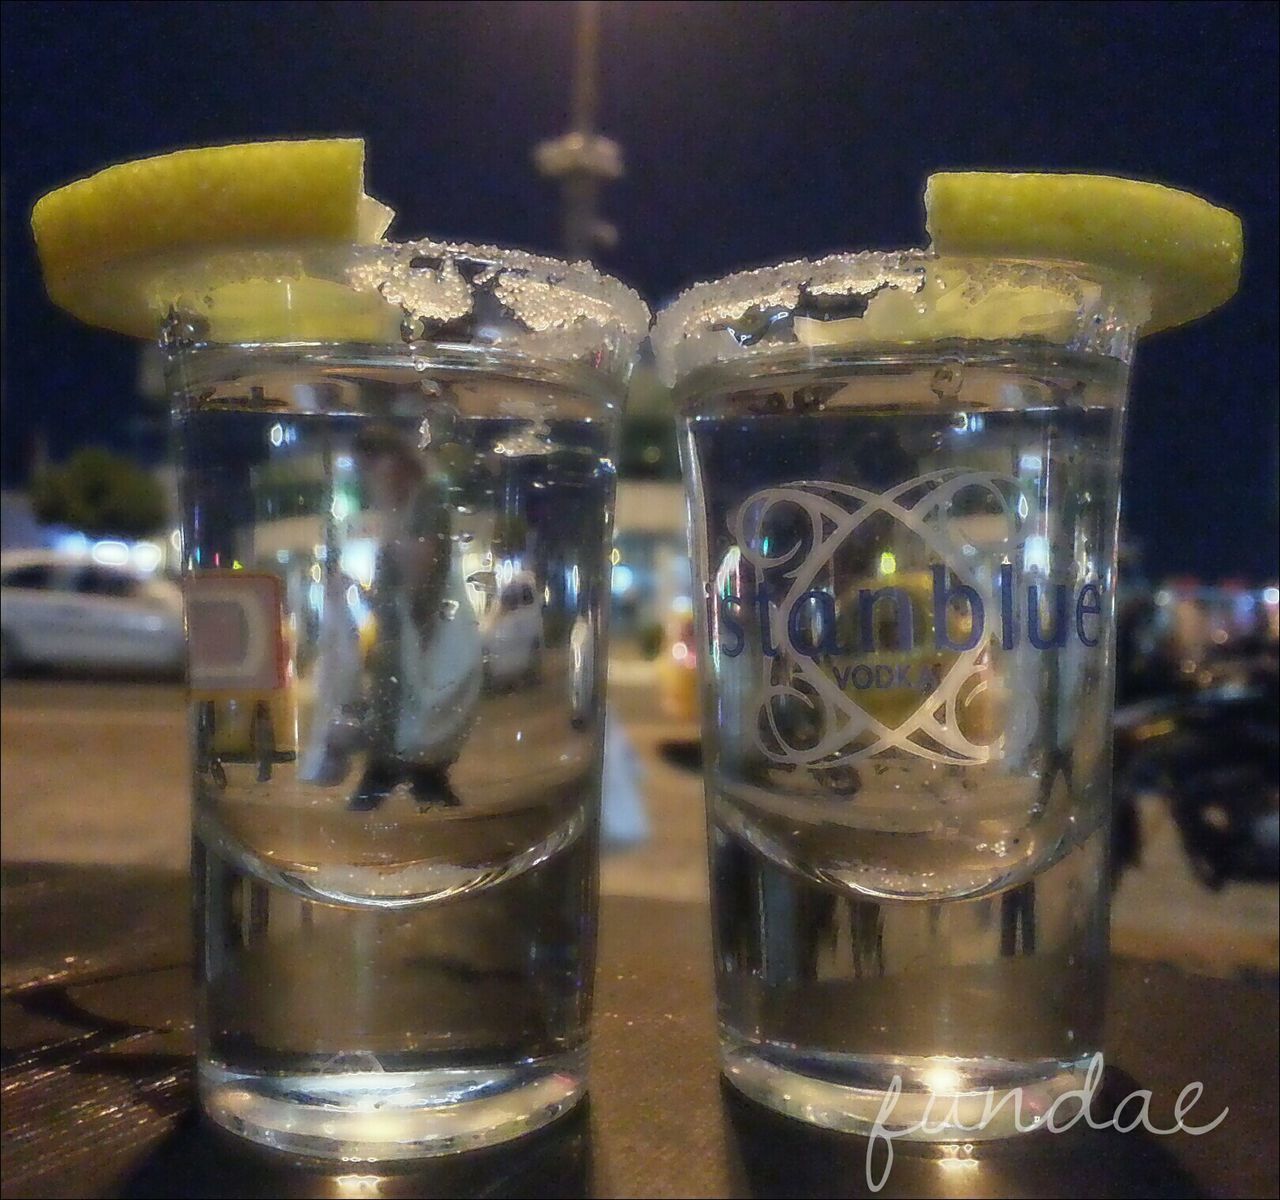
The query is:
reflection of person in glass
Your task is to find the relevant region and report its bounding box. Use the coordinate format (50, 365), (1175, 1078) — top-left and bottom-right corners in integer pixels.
(296, 566), (365, 786)
(349, 426), (482, 811)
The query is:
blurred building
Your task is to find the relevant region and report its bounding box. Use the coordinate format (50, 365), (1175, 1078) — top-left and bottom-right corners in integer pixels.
(613, 480), (688, 637)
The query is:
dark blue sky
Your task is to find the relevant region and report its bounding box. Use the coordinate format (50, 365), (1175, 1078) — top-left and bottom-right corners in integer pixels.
(2, 0), (1277, 580)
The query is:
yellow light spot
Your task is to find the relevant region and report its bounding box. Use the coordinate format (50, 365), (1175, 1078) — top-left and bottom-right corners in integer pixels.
(922, 1064), (964, 1094)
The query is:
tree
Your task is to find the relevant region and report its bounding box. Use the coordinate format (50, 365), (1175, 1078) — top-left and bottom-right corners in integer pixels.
(31, 447), (168, 540)
(620, 365), (679, 480)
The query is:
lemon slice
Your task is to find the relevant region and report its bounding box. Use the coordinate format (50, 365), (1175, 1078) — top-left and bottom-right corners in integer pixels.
(794, 262), (1099, 349)
(195, 276), (398, 343)
(32, 139), (396, 338)
(924, 172), (1242, 333)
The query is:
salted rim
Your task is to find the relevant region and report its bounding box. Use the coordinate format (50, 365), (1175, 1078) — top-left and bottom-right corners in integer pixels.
(649, 249), (1150, 387)
(356, 236), (652, 338)
(52, 237), (651, 374)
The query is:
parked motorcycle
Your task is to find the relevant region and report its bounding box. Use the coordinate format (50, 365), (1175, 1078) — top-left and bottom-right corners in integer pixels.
(1113, 651), (1278, 889)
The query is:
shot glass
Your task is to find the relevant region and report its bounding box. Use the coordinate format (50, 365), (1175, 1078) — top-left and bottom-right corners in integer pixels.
(652, 252), (1149, 1138)
(164, 242), (646, 1157)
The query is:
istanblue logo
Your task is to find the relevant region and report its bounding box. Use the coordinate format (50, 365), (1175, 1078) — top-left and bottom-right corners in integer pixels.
(717, 563), (1103, 658)
(711, 472), (1109, 766)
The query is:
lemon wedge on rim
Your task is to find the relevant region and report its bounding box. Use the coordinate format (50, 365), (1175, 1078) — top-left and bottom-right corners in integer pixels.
(32, 138), (397, 339)
(924, 172), (1242, 333)
(793, 263), (1100, 350)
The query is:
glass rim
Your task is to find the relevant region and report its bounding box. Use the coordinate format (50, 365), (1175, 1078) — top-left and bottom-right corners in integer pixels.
(65, 237), (651, 376)
(355, 236), (650, 338)
(650, 249), (1152, 387)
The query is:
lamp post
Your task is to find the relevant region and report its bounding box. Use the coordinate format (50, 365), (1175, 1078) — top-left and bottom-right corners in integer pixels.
(533, 0), (623, 260)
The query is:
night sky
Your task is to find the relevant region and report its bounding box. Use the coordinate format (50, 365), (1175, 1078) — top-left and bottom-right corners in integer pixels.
(2, 1), (1277, 581)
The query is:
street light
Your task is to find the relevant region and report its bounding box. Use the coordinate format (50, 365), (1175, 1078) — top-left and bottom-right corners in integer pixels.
(533, 0), (623, 259)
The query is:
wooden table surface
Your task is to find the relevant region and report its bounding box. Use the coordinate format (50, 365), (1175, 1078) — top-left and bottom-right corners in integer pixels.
(2, 863), (1276, 1199)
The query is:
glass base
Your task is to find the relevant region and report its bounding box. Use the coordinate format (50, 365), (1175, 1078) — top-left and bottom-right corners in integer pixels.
(720, 1036), (1094, 1140)
(199, 1051), (587, 1160)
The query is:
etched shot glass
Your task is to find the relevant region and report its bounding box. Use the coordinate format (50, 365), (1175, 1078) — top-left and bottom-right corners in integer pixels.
(653, 251), (1149, 1137)
(165, 242), (646, 1157)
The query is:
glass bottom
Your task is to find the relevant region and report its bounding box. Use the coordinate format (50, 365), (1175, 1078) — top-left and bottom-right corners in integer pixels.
(720, 1035), (1094, 1140)
(198, 1050), (587, 1160)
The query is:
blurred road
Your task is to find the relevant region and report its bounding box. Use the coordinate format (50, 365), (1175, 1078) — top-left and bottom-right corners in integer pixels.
(0, 673), (710, 905)
(2, 674), (1275, 978)
(2, 682), (189, 868)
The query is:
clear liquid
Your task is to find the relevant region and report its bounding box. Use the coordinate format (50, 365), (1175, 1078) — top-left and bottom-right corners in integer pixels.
(172, 345), (617, 1156)
(680, 347), (1126, 1134)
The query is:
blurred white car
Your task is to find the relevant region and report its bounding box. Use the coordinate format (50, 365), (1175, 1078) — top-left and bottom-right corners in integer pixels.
(1, 550), (185, 676)
(481, 571), (543, 684)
